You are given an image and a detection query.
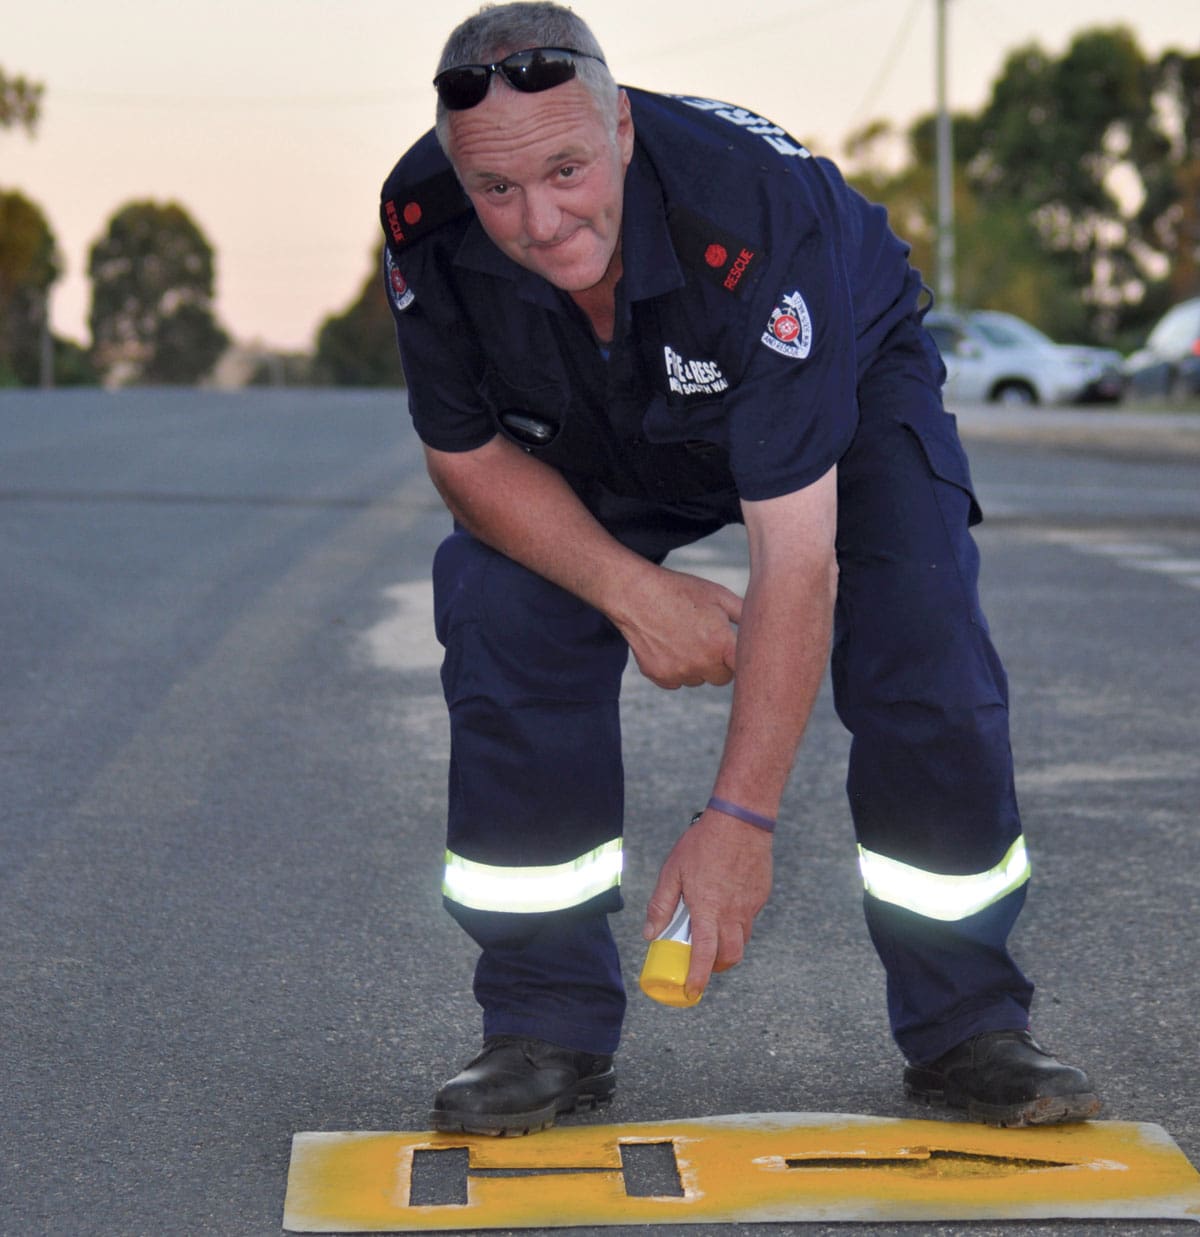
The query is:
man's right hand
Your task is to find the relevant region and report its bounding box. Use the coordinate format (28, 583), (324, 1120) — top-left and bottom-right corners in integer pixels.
(610, 566), (742, 689)
(424, 438), (741, 688)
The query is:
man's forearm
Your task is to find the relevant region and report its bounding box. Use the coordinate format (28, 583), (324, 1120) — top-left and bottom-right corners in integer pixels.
(424, 437), (654, 620)
(425, 437), (744, 689)
(711, 468), (840, 818)
(711, 554), (837, 816)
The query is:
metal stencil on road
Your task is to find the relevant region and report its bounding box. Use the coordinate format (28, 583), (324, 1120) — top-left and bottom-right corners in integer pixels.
(283, 1112), (1200, 1230)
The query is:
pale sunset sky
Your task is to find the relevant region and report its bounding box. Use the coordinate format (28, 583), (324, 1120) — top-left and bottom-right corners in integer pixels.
(2, 0), (1193, 351)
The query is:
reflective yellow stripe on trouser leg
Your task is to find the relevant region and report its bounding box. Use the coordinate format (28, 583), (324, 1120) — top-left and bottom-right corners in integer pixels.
(857, 836), (1030, 922)
(442, 838), (624, 914)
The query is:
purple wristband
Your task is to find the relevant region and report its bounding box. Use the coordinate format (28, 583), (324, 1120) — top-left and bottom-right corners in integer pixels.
(707, 796), (776, 833)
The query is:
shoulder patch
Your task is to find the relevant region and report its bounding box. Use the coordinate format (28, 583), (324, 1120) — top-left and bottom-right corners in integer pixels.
(761, 289), (813, 360)
(384, 248), (415, 313)
(667, 206), (765, 299)
(380, 167), (469, 253)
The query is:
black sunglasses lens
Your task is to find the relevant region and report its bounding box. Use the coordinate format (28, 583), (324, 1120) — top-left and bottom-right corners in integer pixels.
(435, 65), (491, 110)
(500, 49), (579, 94)
(435, 48), (587, 109)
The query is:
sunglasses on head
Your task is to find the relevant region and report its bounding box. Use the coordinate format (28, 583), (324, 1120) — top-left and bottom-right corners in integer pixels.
(433, 46), (604, 111)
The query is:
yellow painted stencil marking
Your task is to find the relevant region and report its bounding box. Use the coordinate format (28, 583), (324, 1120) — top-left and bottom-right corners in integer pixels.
(283, 1112), (1200, 1232)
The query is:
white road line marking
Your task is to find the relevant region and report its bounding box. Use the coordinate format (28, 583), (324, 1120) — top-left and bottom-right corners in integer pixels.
(361, 581), (442, 671)
(1080, 542), (1173, 558)
(1122, 558), (1200, 574)
(1035, 532), (1200, 593)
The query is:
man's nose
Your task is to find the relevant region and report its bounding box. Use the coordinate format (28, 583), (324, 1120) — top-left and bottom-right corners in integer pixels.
(523, 189), (562, 243)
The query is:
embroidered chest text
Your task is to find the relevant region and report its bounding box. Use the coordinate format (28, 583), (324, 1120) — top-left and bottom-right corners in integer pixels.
(664, 346), (730, 396)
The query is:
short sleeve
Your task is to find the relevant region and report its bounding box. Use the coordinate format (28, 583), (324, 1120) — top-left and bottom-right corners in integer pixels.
(722, 222), (858, 500)
(383, 246), (497, 454)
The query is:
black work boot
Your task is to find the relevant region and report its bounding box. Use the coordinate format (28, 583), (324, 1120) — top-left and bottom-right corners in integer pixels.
(431, 1035), (616, 1136)
(904, 1029), (1101, 1127)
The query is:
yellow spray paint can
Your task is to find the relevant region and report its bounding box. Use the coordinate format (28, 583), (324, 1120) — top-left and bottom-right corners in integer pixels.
(639, 898), (701, 1007)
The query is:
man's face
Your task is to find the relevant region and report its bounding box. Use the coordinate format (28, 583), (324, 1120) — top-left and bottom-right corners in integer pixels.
(448, 78), (634, 294)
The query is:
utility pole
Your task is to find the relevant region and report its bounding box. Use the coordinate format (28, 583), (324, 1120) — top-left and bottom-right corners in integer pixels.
(935, 0), (956, 308)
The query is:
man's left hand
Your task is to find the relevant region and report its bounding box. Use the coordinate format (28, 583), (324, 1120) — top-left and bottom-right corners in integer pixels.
(643, 810), (774, 1000)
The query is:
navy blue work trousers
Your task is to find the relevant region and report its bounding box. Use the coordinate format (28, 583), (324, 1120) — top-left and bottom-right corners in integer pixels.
(430, 322), (1034, 1064)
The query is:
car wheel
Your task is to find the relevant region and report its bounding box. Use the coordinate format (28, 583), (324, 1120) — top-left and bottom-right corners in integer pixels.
(993, 381), (1038, 406)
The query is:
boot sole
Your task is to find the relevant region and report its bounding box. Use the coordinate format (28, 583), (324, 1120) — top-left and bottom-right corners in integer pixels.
(431, 1069), (617, 1137)
(906, 1079), (1102, 1128)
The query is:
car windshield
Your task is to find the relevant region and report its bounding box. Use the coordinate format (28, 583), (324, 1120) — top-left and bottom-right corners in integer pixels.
(1147, 301), (1200, 353)
(970, 313), (1053, 350)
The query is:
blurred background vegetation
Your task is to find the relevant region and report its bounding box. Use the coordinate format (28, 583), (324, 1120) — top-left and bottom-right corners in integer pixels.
(842, 27), (1199, 354)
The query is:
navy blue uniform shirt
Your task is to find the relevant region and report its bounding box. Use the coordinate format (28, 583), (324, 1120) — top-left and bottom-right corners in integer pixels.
(380, 88), (923, 510)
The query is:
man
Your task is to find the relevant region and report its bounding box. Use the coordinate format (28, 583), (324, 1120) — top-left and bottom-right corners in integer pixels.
(380, 2), (1100, 1136)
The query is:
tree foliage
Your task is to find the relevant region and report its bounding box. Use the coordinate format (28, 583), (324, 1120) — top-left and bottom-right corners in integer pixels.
(846, 27), (1200, 347)
(1137, 48), (1200, 304)
(0, 66), (43, 135)
(88, 200), (228, 384)
(0, 189), (59, 385)
(313, 245), (404, 386)
(963, 28), (1160, 339)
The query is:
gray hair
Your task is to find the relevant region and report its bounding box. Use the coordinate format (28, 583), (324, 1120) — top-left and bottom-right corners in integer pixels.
(433, 3), (619, 155)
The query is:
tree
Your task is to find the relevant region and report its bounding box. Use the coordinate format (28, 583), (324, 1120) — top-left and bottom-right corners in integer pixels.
(88, 200), (228, 385)
(51, 337), (98, 386)
(1137, 48), (1200, 304)
(313, 244), (405, 386)
(0, 67), (43, 135)
(963, 27), (1158, 340)
(846, 26), (1200, 347)
(0, 189), (59, 385)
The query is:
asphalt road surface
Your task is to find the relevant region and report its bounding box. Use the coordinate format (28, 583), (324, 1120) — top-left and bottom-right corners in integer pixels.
(3, 389), (1198, 1236)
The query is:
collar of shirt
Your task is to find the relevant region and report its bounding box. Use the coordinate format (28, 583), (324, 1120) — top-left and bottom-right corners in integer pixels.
(450, 138), (685, 310)
(617, 139), (686, 302)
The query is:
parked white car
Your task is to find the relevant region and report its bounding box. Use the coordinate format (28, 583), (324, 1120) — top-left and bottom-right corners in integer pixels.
(925, 309), (1124, 406)
(1122, 297), (1200, 401)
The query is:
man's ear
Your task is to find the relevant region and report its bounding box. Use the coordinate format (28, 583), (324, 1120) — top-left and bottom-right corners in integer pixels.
(616, 89), (635, 167)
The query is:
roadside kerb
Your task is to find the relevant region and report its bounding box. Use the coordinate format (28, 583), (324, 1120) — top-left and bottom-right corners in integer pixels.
(952, 404), (1200, 460)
